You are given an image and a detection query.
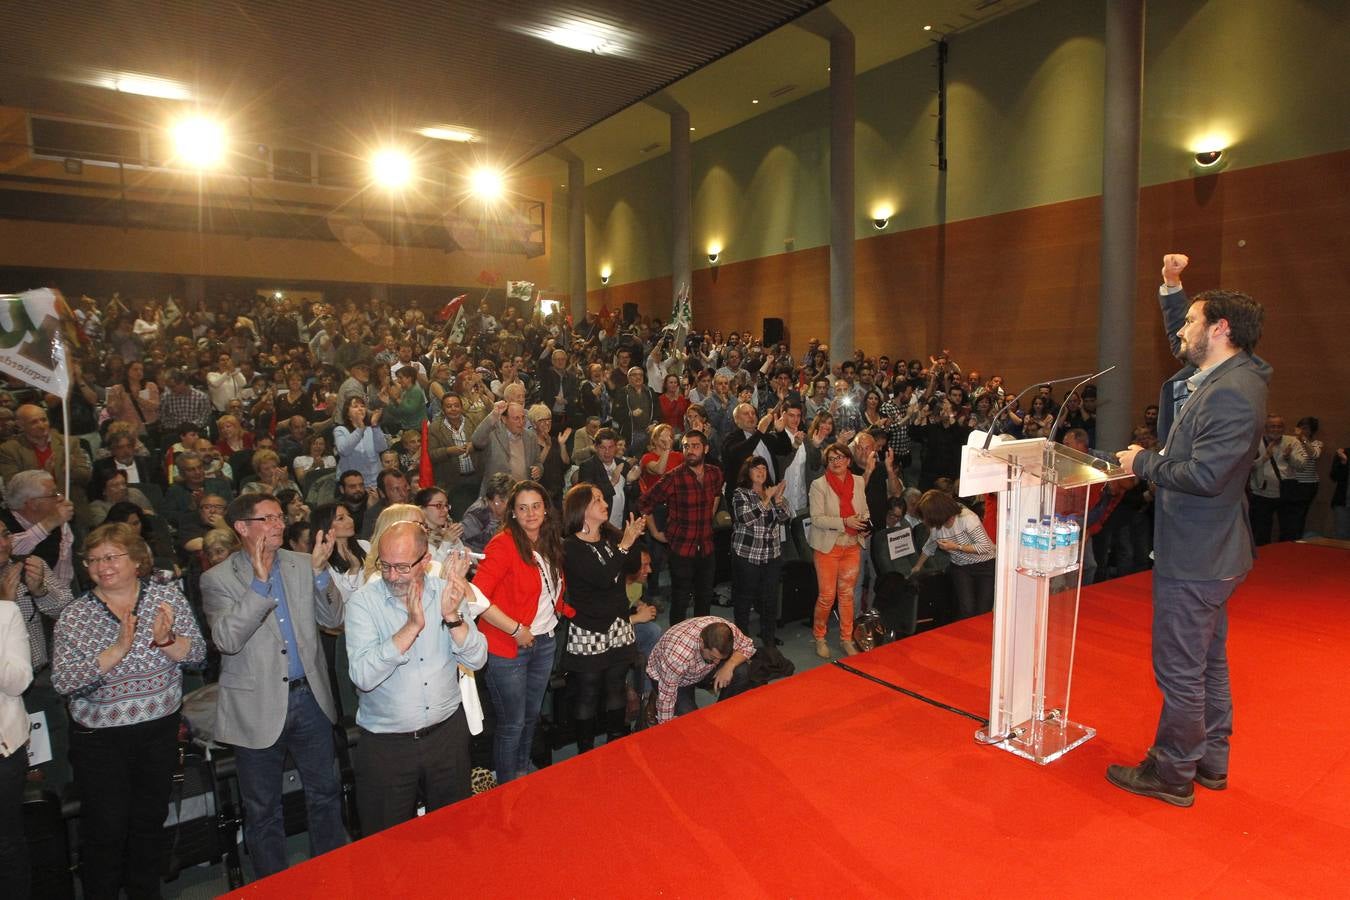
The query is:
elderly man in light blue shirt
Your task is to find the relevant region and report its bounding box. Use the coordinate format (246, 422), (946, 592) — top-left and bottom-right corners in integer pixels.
(346, 521), (487, 834)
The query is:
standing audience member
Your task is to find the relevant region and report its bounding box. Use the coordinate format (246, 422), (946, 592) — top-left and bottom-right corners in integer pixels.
(52, 524), (205, 899)
(201, 494), (347, 878)
(638, 431), (724, 625)
(345, 524), (486, 834)
(471, 481), (564, 784)
(333, 397), (388, 488)
(1277, 416), (1321, 541)
(807, 443), (869, 658)
(730, 458), (791, 647)
(560, 485), (646, 751)
(0, 557), (33, 900)
(471, 400), (541, 490)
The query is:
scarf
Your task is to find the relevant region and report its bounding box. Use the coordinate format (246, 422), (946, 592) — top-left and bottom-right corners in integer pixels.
(825, 469), (858, 534)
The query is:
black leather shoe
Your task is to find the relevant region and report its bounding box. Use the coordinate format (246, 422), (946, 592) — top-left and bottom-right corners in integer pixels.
(1144, 747), (1228, 791)
(1106, 759), (1195, 807)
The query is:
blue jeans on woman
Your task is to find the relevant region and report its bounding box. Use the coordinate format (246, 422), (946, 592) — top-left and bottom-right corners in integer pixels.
(484, 633), (556, 784)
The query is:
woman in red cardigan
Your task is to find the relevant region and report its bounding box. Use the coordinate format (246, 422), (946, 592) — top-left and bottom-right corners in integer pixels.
(471, 480), (566, 784)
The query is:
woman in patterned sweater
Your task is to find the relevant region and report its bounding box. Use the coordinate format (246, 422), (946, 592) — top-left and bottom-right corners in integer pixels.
(560, 484), (647, 751)
(52, 523), (205, 899)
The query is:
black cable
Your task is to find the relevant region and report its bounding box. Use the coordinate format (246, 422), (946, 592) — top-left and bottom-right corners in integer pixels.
(832, 660), (988, 726)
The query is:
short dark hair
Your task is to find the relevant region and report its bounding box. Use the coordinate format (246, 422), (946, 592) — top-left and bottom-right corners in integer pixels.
(338, 469), (365, 487)
(681, 429), (706, 449)
(700, 622), (734, 657)
(376, 467), (407, 497)
(916, 489), (963, 529)
(225, 492), (279, 526)
(595, 427), (619, 446)
(737, 456), (772, 489)
(1194, 289), (1264, 353)
(1296, 416), (1319, 437)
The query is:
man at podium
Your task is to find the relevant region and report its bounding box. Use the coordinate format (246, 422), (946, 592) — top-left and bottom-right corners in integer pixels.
(1107, 253), (1270, 807)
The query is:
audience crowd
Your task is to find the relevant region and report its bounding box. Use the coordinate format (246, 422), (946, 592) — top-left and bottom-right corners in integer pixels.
(0, 288), (1337, 895)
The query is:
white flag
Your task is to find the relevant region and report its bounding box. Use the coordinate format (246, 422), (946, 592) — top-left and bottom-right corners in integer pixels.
(0, 289), (71, 397)
(505, 280), (535, 305)
(448, 306), (467, 345)
(665, 282), (692, 347)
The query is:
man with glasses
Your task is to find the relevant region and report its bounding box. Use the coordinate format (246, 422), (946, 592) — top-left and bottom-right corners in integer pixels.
(202, 494), (347, 878)
(345, 522), (485, 834)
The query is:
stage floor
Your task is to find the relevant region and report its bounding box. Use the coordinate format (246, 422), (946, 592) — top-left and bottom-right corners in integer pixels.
(232, 542), (1350, 899)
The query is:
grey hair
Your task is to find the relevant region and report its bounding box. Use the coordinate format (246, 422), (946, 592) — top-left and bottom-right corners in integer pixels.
(6, 469), (57, 508)
(175, 450), (203, 473)
(902, 487), (923, 509)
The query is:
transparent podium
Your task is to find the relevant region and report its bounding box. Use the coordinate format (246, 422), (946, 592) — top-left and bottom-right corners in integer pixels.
(959, 434), (1131, 764)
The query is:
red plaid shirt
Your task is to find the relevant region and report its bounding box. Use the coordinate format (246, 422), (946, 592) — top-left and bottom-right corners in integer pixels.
(645, 616), (755, 723)
(639, 462), (724, 558)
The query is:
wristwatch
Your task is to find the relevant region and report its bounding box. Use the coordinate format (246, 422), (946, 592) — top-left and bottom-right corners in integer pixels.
(443, 616), (465, 628)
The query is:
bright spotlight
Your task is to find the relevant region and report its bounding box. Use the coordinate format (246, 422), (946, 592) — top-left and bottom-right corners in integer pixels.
(469, 168), (505, 201)
(371, 149), (414, 189)
(170, 117), (227, 169)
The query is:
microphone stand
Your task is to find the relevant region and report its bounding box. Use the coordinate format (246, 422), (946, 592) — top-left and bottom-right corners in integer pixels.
(982, 373), (1095, 450)
(1046, 365), (1117, 445)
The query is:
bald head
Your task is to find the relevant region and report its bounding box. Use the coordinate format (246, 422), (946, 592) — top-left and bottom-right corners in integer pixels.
(504, 402), (527, 435)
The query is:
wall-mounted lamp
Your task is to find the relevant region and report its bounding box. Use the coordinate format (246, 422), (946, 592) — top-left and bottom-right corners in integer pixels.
(869, 204), (895, 231)
(1193, 149), (1223, 168)
(600, 265), (612, 286)
(707, 242), (722, 264)
(872, 216), (890, 230)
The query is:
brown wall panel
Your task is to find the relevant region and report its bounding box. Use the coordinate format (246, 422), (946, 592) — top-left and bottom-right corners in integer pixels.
(591, 148), (1350, 532)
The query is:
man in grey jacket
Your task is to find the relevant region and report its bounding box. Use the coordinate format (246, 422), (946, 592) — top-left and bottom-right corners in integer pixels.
(470, 400), (540, 494)
(1107, 253), (1270, 807)
(203, 493), (348, 876)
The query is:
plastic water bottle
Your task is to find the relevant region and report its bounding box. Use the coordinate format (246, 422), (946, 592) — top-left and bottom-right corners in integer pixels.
(1053, 518), (1073, 569)
(1036, 517), (1054, 573)
(1064, 518), (1081, 568)
(1020, 519), (1039, 570)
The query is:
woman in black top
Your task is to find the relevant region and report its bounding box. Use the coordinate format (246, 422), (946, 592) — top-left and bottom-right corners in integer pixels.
(560, 483), (646, 751)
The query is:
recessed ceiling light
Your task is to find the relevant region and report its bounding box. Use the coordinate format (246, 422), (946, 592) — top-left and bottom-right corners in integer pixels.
(752, 99), (759, 104)
(689, 126), (696, 131)
(417, 125), (477, 143)
(96, 71), (193, 101)
(526, 21), (623, 55)
(923, 24), (933, 31)
(595, 166), (603, 172)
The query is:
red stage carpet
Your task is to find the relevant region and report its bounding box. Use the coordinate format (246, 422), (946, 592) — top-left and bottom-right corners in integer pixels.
(231, 542), (1349, 898)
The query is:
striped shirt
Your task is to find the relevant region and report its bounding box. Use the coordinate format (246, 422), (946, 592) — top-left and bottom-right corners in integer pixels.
(52, 581), (206, 729)
(922, 507), (996, 566)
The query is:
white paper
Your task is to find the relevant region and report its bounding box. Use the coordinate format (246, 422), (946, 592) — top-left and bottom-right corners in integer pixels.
(26, 711), (52, 766)
(887, 527), (916, 560)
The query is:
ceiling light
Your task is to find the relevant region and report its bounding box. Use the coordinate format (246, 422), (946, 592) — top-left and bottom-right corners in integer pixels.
(596, 167), (603, 172)
(752, 99), (759, 104)
(469, 167), (505, 200)
(923, 25), (933, 31)
(370, 149), (414, 189)
(99, 72), (193, 101)
(169, 117), (227, 169)
(689, 126), (696, 132)
(417, 125), (477, 143)
(535, 22), (613, 54)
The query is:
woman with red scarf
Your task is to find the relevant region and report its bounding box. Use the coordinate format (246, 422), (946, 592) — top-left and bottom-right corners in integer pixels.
(806, 443), (870, 658)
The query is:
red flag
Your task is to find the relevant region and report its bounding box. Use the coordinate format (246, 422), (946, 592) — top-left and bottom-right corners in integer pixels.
(476, 269), (500, 287)
(419, 419), (434, 489)
(437, 294), (467, 323)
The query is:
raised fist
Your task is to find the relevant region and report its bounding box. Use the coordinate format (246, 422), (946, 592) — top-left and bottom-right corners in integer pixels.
(1161, 254), (1189, 287)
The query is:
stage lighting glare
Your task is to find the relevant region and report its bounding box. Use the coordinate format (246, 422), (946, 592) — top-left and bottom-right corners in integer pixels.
(540, 23), (610, 54)
(371, 149), (414, 189)
(469, 168), (505, 200)
(108, 73), (193, 101)
(170, 117), (227, 169)
(418, 126), (477, 143)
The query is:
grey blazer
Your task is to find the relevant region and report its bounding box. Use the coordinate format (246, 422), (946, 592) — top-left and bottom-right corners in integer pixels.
(1133, 288), (1271, 581)
(202, 550), (344, 749)
(470, 411), (539, 495)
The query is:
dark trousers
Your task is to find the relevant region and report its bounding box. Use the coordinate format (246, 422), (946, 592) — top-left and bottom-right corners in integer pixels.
(673, 661), (752, 717)
(355, 706), (470, 836)
(69, 712), (180, 900)
(731, 555), (783, 644)
(1151, 573), (1241, 785)
(1248, 493), (1279, 546)
(569, 659), (632, 750)
(23, 668), (70, 791)
(319, 630), (345, 722)
(233, 684), (347, 880)
(667, 551), (716, 626)
(0, 743), (29, 900)
(1277, 481), (1317, 542)
(950, 559), (996, 619)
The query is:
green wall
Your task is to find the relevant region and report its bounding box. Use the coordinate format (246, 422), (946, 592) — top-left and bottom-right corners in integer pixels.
(581, 0), (1350, 291)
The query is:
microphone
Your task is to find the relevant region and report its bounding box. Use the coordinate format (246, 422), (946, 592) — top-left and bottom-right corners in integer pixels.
(1047, 365), (1117, 444)
(982, 372), (1097, 450)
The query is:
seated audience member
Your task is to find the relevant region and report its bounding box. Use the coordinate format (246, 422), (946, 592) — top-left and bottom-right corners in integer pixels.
(275, 487), (310, 525)
(52, 524), (205, 899)
(163, 451), (235, 536)
(291, 433), (336, 485)
(461, 472), (513, 554)
(645, 617), (755, 725)
(360, 468), (411, 541)
(87, 469), (154, 525)
(243, 449), (299, 496)
(345, 523), (486, 834)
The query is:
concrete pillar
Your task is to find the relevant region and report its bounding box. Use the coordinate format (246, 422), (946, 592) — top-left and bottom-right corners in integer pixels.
(828, 29), (856, 358)
(567, 156), (588, 325)
(184, 275), (206, 308)
(1097, 0), (1145, 451)
(669, 106), (692, 307)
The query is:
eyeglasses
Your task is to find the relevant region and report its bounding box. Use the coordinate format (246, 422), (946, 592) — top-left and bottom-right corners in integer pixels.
(422, 502), (449, 510)
(378, 552), (427, 576)
(35, 492), (64, 500)
(240, 514), (285, 526)
(84, 551), (130, 566)
(201, 503), (227, 511)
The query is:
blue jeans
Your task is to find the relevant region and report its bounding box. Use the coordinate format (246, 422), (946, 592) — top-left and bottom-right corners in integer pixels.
(1150, 573), (1241, 784)
(483, 634), (556, 784)
(233, 684), (347, 880)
